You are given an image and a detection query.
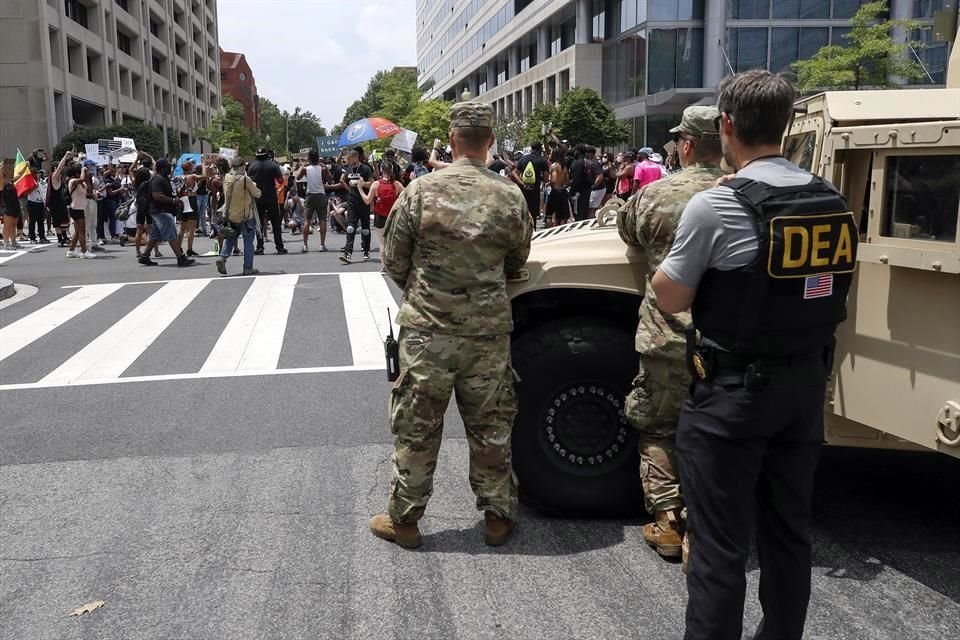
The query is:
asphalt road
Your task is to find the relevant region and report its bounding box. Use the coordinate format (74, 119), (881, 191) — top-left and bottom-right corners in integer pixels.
(1, 232), (958, 640)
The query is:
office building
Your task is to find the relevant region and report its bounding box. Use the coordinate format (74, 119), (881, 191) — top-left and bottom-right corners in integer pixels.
(219, 48), (258, 132)
(416, 0), (956, 151)
(0, 0), (222, 158)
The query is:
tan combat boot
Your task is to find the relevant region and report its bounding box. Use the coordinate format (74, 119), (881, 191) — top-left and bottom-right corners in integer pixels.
(484, 511), (515, 546)
(642, 509), (683, 558)
(369, 513), (422, 549)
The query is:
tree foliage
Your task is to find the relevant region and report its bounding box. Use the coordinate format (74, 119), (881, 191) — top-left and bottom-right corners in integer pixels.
(402, 99), (452, 149)
(53, 122), (179, 161)
(521, 103), (559, 147)
(258, 98), (327, 158)
(555, 87), (629, 147)
(193, 95), (259, 156)
(792, 1), (925, 92)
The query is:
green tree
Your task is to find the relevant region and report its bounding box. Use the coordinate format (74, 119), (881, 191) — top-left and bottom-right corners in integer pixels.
(493, 115), (527, 153)
(194, 95), (258, 156)
(792, 1), (924, 91)
(375, 68), (420, 124)
(53, 122), (179, 161)
(400, 99), (452, 149)
(522, 103), (559, 147)
(555, 87), (629, 147)
(256, 97), (327, 158)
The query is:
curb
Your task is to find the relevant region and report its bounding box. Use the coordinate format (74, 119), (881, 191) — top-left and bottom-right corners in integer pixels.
(0, 277), (14, 302)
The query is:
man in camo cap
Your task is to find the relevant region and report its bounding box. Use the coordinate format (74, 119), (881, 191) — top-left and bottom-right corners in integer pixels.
(617, 104), (724, 564)
(370, 101), (533, 549)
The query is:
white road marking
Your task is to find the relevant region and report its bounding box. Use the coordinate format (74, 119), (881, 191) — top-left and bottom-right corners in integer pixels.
(60, 272), (350, 289)
(38, 279), (210, 384)
(200, 274), (299, 373)
(0, 284), (124, 363)
(0, 272), (396, 391)
(340, 273), (398, 368)
(0, 284), (39, 310)
(0, 364), (379, 392)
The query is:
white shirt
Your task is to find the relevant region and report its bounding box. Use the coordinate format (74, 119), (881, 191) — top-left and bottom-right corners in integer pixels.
(304, 164), (325, 194)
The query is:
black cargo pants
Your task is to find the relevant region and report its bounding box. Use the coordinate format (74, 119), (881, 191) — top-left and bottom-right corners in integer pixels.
(343, 202), (371, 255)
(255, 198), (284, 252)
(677, 354), (827, 640)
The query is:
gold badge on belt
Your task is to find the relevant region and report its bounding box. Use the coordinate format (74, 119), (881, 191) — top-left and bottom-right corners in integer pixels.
(692, 353), (709, 380)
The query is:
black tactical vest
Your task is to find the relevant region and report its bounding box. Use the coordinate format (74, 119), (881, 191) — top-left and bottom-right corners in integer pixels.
(692, 176), (859, 356)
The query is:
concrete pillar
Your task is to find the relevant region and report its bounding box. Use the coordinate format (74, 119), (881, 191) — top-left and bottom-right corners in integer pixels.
(704, 0), (728, 87)
(487, 60), (498, 89)
(470, 74), (480, 97)
(538, 24), (551, 63)
(509, 46), (521, 78)
(576, 0), (592, 45)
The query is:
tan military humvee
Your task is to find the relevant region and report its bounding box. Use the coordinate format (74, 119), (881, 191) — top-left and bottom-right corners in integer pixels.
(507, 43), (960, 515)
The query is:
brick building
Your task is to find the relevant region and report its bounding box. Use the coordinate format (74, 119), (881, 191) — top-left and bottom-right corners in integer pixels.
(219, 48), (258, 132)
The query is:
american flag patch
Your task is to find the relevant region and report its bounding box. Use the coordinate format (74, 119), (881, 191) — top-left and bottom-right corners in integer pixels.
(804, 274), (834, 299)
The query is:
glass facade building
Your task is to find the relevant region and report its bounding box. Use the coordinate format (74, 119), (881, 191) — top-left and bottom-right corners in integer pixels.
(416, 0), (957, 152)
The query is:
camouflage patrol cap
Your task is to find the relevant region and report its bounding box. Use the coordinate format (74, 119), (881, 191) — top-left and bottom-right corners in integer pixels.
(450, 101), (494, 129)
(669, 105), (721, 138)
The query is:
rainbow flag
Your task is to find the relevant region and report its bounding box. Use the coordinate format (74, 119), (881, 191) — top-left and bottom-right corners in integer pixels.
(13, 149), (37, 198)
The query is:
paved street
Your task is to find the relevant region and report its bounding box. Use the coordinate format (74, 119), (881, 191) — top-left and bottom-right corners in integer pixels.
(1, 232), (958, 640)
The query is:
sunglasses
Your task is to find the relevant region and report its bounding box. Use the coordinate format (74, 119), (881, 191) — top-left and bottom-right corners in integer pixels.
(714, 111), (731, 130)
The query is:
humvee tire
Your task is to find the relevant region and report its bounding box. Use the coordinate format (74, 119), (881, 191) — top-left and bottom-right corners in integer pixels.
(511, 316), (643, 516)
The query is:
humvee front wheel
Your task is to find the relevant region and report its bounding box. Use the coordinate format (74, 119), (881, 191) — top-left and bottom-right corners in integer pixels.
(511, 317), (642, 516)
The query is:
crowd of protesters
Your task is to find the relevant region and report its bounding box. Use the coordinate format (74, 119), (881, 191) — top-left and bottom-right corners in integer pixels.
(0, 137), (674, 270)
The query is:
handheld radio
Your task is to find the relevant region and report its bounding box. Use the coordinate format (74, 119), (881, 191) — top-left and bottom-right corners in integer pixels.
(385, 308), (400, 382)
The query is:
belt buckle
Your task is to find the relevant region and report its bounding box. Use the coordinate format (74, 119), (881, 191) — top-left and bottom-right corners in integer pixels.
(692, 353), (709, 380)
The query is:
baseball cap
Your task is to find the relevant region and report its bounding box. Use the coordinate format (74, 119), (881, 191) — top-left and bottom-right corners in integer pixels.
(255, 147), (269, 157)
(449, 101), (494, 128)
(669, 105), (721, 138)
(155, 157), (171, 171)
(639, 147), (654, 156)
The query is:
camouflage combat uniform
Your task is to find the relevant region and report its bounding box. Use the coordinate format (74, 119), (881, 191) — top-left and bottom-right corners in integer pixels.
(382, 142), (533, 525)
(617, 161), (724, 515)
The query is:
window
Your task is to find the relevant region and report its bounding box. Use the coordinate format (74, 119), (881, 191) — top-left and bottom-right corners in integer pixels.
(771, 0), (829, 18)
(784, 131), (817, 171)
(913, 0), (946, 18)
(882, 154), (959, 243)
(913, 27), (949, 83)
(117, 0), (128, 11)
(152, 55), (161, 73)
(239, 71), (246, 81)
(648, 28), (704, 94)
(117, 32), (131, 56)
(150, 20), (159, 37)
(65, 0), (88, 28)
(650, 0), (704, 20)
(770, 27), (828, 72)
(727, 28), (768, 72)
(592, 0), (606, 42)
(832, 0), (866, 17)
(727, 0), (769, 19)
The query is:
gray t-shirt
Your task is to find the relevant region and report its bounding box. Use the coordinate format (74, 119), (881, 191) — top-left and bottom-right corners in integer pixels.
(660, 157), (815, 289)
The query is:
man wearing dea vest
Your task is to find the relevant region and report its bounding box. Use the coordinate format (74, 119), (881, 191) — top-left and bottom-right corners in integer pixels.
(617, 105), (725, 564)
(652, 70), (858, 640)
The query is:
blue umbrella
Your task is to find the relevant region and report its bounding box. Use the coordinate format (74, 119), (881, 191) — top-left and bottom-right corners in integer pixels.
(337, 117), (401, 147)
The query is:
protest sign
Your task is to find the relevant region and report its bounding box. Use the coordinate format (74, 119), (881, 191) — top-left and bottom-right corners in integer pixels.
(219, 147), (237, 161)
(390, 128), (418, 153)
(315, 136), (339, 156)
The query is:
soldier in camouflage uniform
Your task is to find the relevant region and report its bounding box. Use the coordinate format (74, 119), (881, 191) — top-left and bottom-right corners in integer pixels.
(370, 101), (533, 550)
(617, 106), (725, 560)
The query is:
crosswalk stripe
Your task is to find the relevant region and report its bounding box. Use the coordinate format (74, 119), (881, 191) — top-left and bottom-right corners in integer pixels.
(340, 273), (398, 368)
(0, 283), (124, 363)
(39, 279), (210, 385)
(200, 274), (299, 373)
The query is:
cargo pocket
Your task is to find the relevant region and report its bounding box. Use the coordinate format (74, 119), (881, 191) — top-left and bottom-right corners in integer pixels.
(625, 369), (653, 431)
(388, 369), (410, 435)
